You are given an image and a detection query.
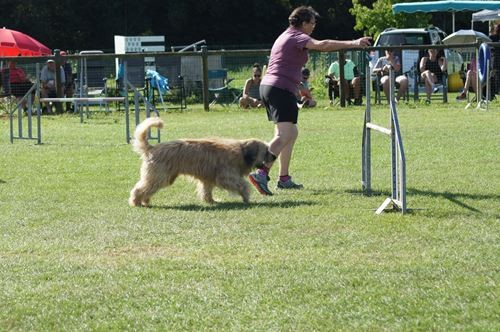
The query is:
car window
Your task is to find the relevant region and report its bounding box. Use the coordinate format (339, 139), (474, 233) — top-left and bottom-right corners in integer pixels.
(377, 33), (431, 46)
(377, 34), (404, 46)
(404, 34), (429, 45)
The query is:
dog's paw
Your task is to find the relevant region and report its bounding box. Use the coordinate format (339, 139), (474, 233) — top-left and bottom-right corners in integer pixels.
(129, 197), (141, 207)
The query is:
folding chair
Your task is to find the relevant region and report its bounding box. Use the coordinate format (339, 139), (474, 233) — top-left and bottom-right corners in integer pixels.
(76, 53), (110, 114)
(208, 69), (233, 106)
(0, 69), (17, 112)
(0, 68), (11, 97)
(145, 69), (170, 111)
(154, 56), (187, 110)
(412, 53), (448, 103)
(412, 70), (448, 103)
(373, 72), (410, 104)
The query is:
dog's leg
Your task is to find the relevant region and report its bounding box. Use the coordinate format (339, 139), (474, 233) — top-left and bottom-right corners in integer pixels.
(197, 181), (215, 204)
(217, 176), (251, 203)
(236, 180), (251, 203)
(129, 181), (154, 207)
(129, 180), (161, 207)
(129, 181), (145, 207)
(129, 172), (178, 207)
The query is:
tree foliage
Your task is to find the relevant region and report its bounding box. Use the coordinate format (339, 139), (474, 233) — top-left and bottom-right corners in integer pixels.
(0, 0), (371, 52)
(350, 0), (431, 39)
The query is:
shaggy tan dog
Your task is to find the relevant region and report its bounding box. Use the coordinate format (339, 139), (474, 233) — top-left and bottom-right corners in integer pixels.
(129, 117), (276, 206)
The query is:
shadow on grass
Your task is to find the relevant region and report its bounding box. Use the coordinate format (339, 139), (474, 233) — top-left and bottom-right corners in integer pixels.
(0, 179), (5, 184)
(345, 187), (500, 214)
(150, 199), (316, 211)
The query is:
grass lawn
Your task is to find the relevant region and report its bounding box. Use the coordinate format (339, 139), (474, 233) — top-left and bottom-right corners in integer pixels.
(0, 99), (499, 330)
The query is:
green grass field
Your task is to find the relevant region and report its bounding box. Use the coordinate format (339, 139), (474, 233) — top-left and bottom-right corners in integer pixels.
(0, 100), (499, 330)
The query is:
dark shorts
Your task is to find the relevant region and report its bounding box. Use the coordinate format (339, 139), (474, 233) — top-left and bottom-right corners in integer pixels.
(260, 84), (299, 124)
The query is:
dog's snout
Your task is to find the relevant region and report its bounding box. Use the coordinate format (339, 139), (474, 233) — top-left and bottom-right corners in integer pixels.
(268, 151), (277, 162)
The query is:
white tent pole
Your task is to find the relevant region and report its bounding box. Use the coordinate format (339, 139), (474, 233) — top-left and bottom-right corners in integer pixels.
(452, 12), (456, 32)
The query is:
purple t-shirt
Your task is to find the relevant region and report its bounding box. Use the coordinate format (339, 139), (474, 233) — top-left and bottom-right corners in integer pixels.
(261, 27), (312, 94)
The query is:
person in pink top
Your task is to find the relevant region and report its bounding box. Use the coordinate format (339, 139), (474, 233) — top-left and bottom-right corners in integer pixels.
(248, 5), (371, 195)
(0, 59), (33, 110)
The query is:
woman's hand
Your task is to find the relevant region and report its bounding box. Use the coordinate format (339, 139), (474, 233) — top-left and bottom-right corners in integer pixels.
(352, 37), (372, 48)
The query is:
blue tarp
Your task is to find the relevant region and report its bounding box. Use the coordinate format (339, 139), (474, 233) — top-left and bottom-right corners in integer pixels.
(146, 70), (169, 95)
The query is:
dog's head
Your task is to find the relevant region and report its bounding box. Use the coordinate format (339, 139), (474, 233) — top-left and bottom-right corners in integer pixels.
(242, 140), (277, 168)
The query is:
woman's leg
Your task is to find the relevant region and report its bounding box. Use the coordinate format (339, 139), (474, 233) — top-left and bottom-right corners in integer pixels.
(268, 122), (298, 175)
(396, 75), (408, 101)
(380, 75), (390, 103)
(469, 70), (478, 94)
(421, 71), (431, 99)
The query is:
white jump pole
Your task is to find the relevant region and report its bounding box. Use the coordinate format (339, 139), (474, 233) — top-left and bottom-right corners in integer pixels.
(362, 64), (407, 214)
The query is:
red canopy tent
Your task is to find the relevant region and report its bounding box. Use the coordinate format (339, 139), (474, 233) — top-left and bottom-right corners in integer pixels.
(0, 27), (51, 56)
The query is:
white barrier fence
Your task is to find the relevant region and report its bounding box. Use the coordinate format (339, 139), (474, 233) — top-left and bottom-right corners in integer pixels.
(362, 65), (407, 214)
(9, 61), (160, 144)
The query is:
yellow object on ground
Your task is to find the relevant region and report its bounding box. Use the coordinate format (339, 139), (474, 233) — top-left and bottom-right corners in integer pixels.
(448, 72), (464, 92)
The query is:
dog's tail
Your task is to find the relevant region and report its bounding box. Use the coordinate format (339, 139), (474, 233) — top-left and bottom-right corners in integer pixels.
(133, 117), (164, 154)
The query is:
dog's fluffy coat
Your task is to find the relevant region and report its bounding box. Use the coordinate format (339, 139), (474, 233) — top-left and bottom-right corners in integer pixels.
(129, 117), (276, 206)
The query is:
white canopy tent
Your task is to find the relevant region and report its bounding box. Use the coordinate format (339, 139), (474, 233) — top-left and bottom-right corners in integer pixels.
(471, 9), (500, 28)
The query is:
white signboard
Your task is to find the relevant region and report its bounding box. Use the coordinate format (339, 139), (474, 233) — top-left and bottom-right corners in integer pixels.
(402, 50), (420, 91)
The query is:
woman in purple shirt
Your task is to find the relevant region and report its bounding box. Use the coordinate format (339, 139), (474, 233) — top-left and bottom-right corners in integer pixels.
(249, 6), (371, 196)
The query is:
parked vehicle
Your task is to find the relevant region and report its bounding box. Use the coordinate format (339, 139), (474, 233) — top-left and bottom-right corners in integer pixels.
(373, 27), (463, 75)
(375, 27), (445, 47)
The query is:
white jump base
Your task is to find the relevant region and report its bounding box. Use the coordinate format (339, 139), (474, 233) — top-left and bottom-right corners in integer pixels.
(40, 97), (125, 103)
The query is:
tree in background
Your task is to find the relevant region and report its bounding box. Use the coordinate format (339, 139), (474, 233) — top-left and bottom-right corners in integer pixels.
(0, 0), (368, 51)
(350, 0), (431, 39)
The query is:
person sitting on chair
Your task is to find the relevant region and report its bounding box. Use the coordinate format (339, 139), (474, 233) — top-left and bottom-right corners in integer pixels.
(239, 63), (263, 109)
(327, 56), (361, 105)
(0, 58), (34, 110)
(457, 55), (494, 102)
(40, 59), (66, 114)
(456, 57), (478, 101)
(373, 49), (408, 104)
(298, 68), (316, 107)
(420, 48), (447, 104)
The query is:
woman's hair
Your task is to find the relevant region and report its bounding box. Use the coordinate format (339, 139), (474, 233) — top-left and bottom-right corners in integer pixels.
(288, 6), (320, 28)
(252, 63), (261, 70)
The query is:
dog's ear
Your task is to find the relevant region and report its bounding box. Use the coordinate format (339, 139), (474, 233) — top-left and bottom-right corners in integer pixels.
(242, 141), (259, 167)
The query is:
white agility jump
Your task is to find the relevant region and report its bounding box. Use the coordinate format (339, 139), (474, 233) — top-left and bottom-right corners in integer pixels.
(40, 97), (125, 103)
(362, 63), (407, 214)
(10, 60), (160, 145)
(41, 97), (127, 126)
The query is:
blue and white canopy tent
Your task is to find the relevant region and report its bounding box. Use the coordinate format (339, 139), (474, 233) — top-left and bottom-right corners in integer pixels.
(392, 1), (500, 32)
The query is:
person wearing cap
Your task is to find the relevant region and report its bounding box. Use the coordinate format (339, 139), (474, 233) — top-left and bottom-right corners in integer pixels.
(40, 58), (66, 114)
(298, 68), (316, 107)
